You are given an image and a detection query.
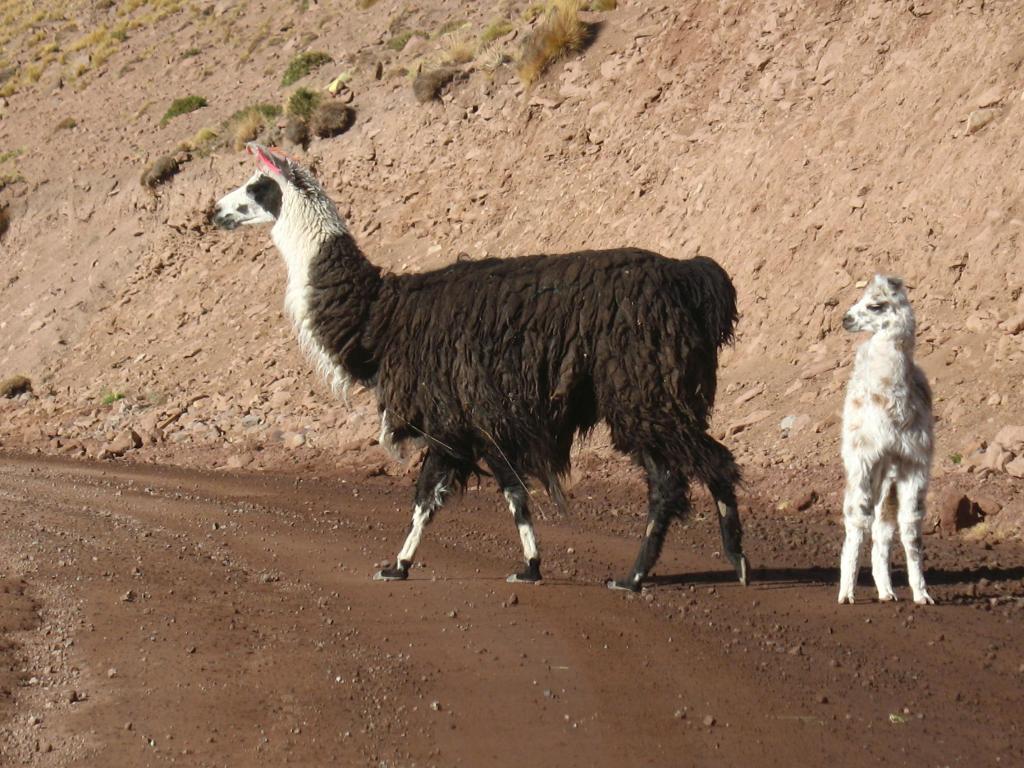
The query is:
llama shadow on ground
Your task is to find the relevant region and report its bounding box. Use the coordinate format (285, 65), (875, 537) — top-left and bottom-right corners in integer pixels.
(647, 564), (1024, 593)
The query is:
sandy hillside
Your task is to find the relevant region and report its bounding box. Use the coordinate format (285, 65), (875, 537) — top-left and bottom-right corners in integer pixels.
(0, 0), (1022, 532)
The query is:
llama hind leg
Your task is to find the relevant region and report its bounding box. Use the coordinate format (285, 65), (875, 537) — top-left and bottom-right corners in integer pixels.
(374, 451), (455, 582)
(707, 479), (750, 586)
(608, 458), (687, 592)
(870, 477), (898, 602)
(896, 471), (934, 605)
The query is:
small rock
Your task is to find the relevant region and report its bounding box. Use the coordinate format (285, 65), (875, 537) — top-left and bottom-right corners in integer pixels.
(992, 425), (1024, 454)
(788, 489), (819, 512)
(121, 589), (136, 603)
(937, 491), (985, 534)
(1005, 456), (1024, 479)
(976, 85), (1005, 109)
(507, 593), (518, 606)
(1001, 314), (1024, 335)
(430, 701), (442, 711)
(967, 108), (997, 134)
(702, 715), (716, 727)
(107, 668), (117, 678)
(105, 428), (143, 458)
(726, 409), (773, 436)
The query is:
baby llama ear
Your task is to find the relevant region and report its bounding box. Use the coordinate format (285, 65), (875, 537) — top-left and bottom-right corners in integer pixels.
(885, 276), (905, 292)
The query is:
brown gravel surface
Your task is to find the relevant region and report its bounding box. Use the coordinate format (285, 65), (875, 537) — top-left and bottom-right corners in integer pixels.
(0, 453), (1020, 767)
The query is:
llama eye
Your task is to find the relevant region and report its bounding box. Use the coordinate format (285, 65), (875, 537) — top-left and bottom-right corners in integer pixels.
(867, 303), (885, 313)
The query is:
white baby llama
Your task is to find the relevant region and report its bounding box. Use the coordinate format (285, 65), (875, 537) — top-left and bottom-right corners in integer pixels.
(838, 275), (934, 605)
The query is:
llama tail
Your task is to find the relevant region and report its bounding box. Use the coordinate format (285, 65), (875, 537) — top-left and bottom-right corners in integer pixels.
(686, 256), (738, 349)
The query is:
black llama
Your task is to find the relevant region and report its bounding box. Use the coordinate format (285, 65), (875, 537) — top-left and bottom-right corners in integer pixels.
(212, 144), (749, 591)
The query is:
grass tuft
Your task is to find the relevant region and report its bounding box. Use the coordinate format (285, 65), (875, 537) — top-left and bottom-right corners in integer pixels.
(284, 117), (309, 148)
(100, 391), (126, 406)
(160, 95), (207, 126)
(177, 126), (219, 154)
(480, 19), (514, 46)
(412, 66), (461, 103)
(517, 0), (588, 86)
(140, 155), (179, 188)
(309, 102), (354, 138)
(286, 87), (321, 120)
(282, 51), (332, 86)
(439, 31), (477, 65)
(223, 104), (281, 150)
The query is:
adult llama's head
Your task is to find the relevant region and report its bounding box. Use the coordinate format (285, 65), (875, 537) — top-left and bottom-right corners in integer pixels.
(842, 274), (915, 339)
(211, 143), (342, 235)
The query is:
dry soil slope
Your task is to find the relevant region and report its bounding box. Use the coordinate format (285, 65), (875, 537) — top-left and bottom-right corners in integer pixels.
(0, 0), (1022, 507)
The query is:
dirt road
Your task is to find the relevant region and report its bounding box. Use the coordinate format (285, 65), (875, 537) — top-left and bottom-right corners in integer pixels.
(0, 453), (1020, 767)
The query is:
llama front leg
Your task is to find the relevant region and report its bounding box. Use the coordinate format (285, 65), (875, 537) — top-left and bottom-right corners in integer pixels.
(870, 479), (898, 602)
(608, 460), (686, 592)
(896, 472), (934, 605)
(503, 486), (542, 583)
(839, 468), (875, 604)
(374, 451), (454, 582)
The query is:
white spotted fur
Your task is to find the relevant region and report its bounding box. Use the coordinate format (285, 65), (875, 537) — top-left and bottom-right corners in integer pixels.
(838, 275), (934, 606)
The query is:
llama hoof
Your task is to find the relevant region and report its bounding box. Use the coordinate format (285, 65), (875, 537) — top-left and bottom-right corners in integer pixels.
(913, 592), (935, 606)
(837, 591), (855, 605)
(507, 558), (541, 583)
(877, 592), (897, 603)
(606, 578), (641, 593)
(506, 573), (542, 584)
(373, 566), (409, 582)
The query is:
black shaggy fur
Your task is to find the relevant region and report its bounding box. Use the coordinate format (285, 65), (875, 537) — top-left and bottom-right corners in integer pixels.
(215, 152), (750, 591)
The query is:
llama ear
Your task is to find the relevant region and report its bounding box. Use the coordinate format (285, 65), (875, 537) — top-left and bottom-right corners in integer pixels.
(885, 276), (904, 292)
(247, 142), (290, 179)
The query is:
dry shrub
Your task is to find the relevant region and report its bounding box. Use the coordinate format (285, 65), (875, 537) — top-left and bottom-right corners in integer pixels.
(517, 0), (587, 86)
(232, 110), (267, 150)
(0, 375), (32, 398)
(179, 127), (219, 155)
(140, 155), (179, 188)
(310, 102), (354, 139)
(412, 66), (461, 103)
(285, 117), (309, 147)
(439, 31), (477, 65)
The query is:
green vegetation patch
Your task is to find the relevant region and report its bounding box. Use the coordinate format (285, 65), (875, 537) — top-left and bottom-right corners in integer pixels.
(286, 87), (321, 120)
(282, 51), (332, 86)
(160, 95), (207, 126)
